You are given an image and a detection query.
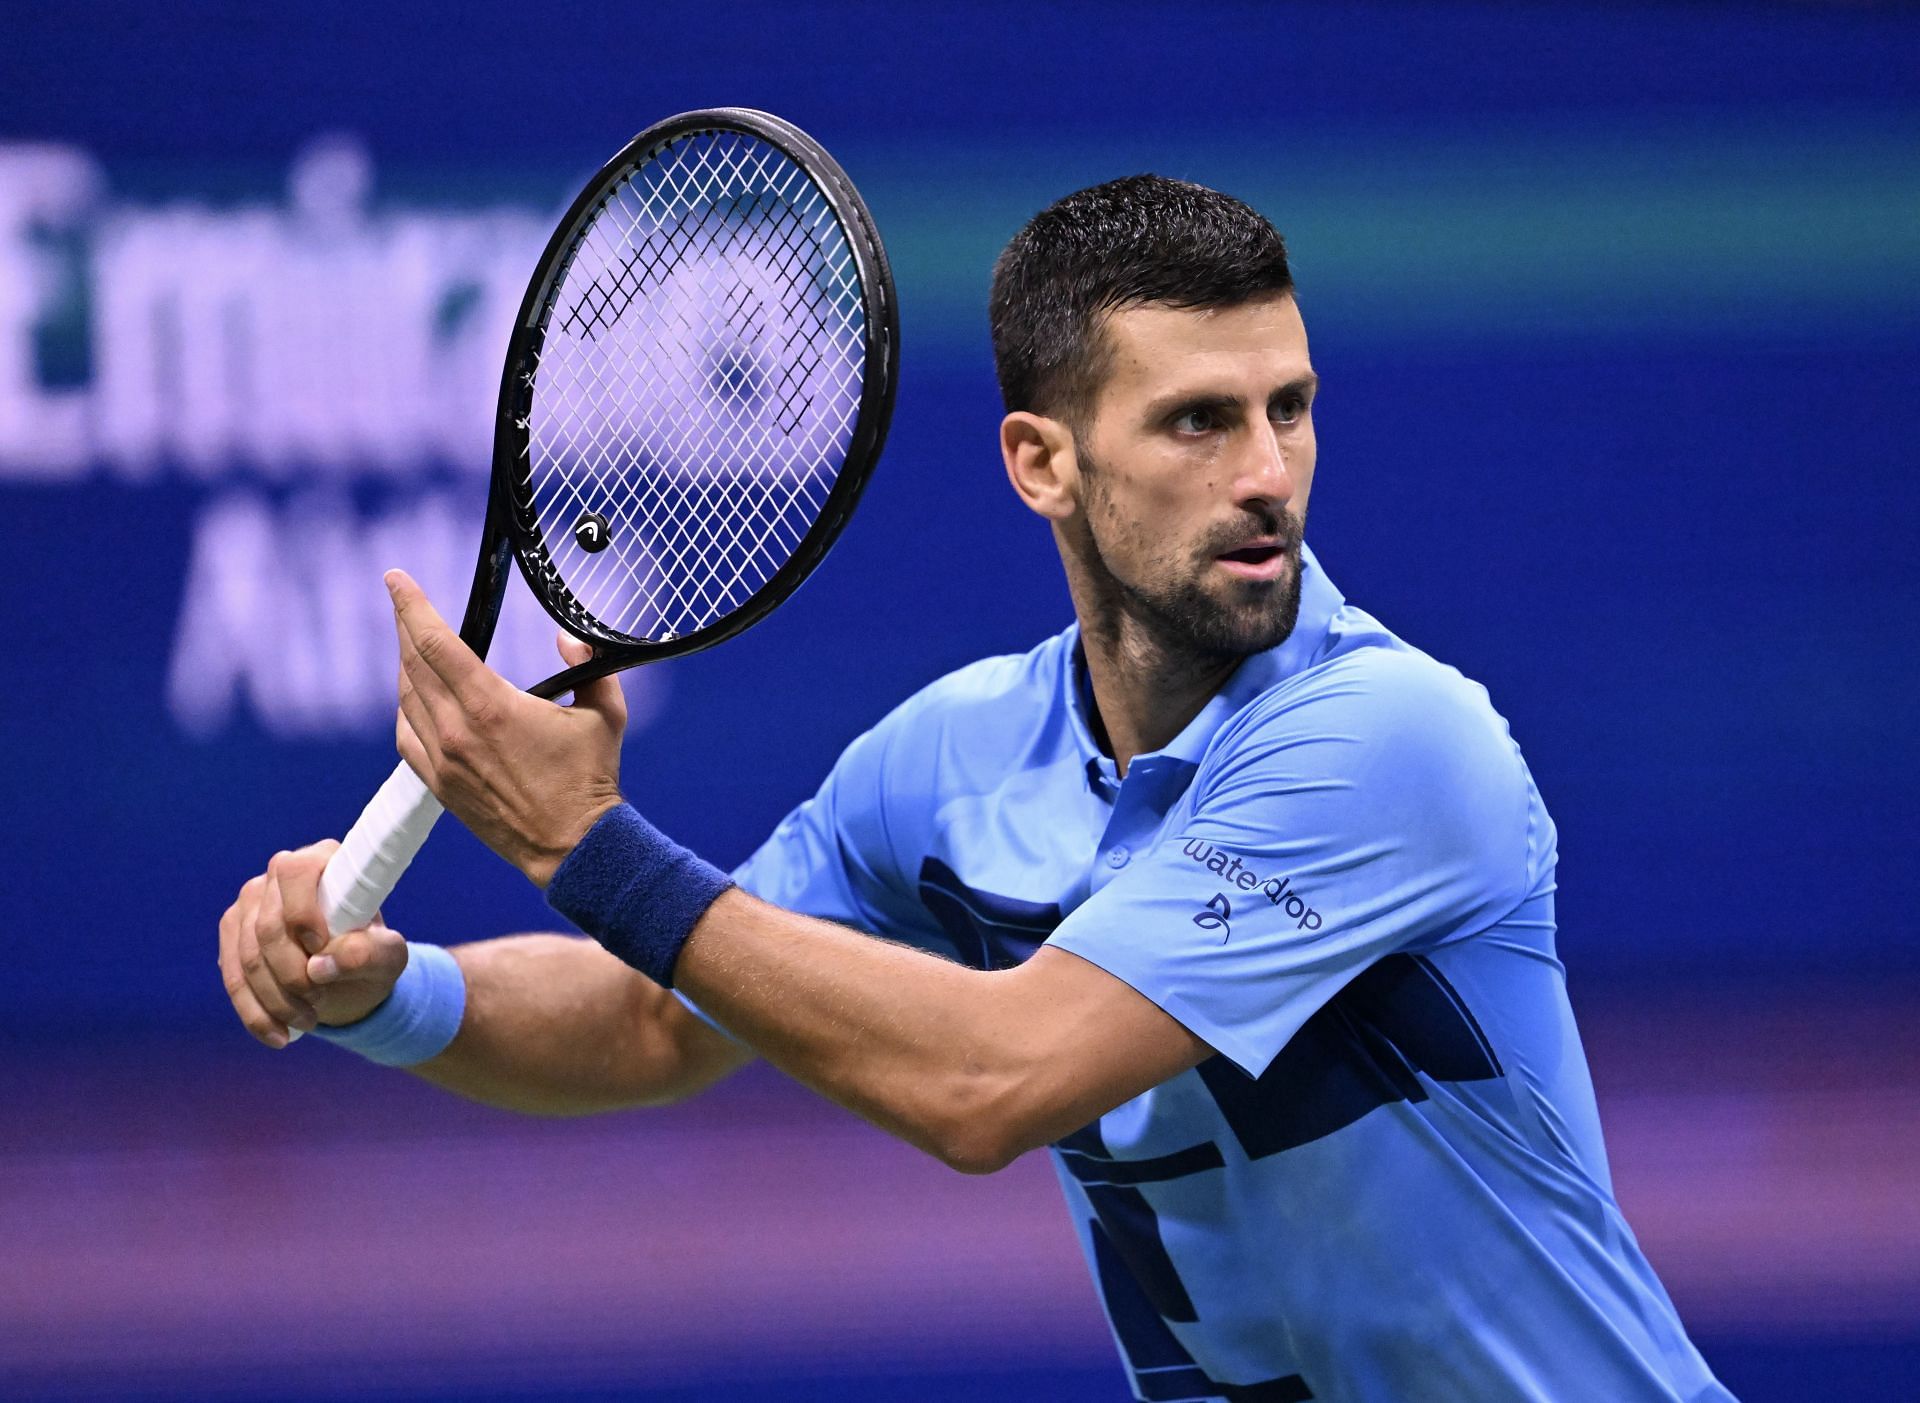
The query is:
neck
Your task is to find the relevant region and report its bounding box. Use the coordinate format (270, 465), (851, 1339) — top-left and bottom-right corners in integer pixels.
(1066, 559), (1242, 778)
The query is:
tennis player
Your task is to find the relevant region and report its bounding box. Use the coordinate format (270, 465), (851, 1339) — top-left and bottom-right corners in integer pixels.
(221, 176), (1734, 1402)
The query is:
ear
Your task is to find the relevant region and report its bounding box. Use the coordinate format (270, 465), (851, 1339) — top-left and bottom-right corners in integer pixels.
(1000, 411), (1080, 522)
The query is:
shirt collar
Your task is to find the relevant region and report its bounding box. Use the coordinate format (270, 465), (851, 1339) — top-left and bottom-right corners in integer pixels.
(1063, 542), (1346, 782)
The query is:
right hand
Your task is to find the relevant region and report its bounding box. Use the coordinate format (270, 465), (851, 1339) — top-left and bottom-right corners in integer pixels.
(218, 840), (409, 1047)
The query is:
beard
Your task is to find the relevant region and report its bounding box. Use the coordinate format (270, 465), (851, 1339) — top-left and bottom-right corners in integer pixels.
(1080, 458), (1306, 662)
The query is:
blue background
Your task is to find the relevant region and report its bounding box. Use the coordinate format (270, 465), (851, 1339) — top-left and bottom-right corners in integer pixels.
(1, 4), (1916, 1401)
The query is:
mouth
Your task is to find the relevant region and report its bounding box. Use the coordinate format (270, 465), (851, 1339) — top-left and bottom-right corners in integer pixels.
(1213, 539), (1294, 582)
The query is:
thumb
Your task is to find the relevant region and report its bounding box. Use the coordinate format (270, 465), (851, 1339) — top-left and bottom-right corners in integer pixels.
(557, 630), (627, 732)
(308, 922), (408, 990)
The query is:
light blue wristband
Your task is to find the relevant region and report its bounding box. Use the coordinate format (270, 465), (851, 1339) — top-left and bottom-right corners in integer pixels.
(309, 941), (466, 1067)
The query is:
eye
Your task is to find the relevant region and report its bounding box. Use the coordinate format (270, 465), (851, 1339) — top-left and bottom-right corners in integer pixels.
(1271, 392), (1308, 425)
(1172, 406), (1221, 434)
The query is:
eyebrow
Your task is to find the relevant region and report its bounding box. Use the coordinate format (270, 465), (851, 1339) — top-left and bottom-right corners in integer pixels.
(1142, 374), (1320, 423)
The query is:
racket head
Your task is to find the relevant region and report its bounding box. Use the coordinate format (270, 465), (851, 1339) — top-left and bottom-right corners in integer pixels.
(482, 108), (898, 697)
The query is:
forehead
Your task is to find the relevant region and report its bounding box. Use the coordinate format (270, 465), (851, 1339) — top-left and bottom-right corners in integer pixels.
(1095, 293), (1310, 404)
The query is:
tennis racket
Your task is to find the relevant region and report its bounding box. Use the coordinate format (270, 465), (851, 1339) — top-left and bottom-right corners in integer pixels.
(316, 107), (898, 936)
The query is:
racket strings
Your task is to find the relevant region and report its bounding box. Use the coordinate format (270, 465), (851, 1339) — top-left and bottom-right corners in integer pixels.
(535, 141), (824, 619)
(522, 129), (867, 642)
(543, 186), (854, 633)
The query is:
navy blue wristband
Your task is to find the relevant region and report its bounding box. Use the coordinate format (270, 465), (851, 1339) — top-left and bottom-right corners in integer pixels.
(545, 803), (734, 987)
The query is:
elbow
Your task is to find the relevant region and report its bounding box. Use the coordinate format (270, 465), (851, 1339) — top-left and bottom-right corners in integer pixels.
(932, 1127), (1022, 1177)
(921, 1070), (1044, 1176)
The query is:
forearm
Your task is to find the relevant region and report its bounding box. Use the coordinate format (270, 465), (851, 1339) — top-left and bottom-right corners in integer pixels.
(413, 933), (750, 1117)
(672, 891), (1122, 1172)
(526, 806), (1205, 1168)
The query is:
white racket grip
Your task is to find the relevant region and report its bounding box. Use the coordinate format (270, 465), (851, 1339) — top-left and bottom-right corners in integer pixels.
(319, 763), (445, 935)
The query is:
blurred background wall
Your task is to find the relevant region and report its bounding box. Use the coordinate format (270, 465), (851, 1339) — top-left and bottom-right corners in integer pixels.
(1, 3), (1916, 1399)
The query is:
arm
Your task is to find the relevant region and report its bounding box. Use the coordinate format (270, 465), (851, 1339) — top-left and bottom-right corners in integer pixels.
(673, 893), (1209, 1172)
(423, 933), (751, 1115)
(217, 845), (751, 1116)
(385, 571), (1212, 1169)
(215, 606), (754, 1116)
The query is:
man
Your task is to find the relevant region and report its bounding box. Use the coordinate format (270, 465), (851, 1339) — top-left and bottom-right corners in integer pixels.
(221, 176), (1733, 1402)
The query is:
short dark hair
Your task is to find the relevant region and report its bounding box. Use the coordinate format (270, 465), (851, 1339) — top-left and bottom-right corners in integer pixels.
(988, 175), (1294, 423)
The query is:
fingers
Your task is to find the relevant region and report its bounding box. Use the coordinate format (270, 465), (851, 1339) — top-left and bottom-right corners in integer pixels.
(387, 569), (505, 712)
(272, 841), (338, 953)
(393, 587), (461, 746)
(395, 662), (442, 784)
(221, 844), (408, 1048)
(254, 874), (315, 1014)
(220, 877), (292, 1048)
(390, 569), (520, 781)
(396, 706), (435, 787)
(556, 631), (628, 734)
(390, 585), (457, 785)
(233, 874), (315, 1043)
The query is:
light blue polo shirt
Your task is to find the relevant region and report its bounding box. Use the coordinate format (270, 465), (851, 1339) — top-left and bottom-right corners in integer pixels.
(726, 545), (1733, 1403)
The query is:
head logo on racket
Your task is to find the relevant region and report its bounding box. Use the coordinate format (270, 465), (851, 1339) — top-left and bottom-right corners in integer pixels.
(573, 512), (611, 554)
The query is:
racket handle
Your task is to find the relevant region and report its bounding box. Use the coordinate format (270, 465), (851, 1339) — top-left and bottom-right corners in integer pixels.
(319, 762), (445, 936)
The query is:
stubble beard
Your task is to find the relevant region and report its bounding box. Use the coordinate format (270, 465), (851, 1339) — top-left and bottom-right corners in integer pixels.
(1079, 461), (1306, 667)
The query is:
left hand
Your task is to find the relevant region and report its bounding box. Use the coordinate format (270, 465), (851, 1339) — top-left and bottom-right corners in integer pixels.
(387, 569), (626, 887)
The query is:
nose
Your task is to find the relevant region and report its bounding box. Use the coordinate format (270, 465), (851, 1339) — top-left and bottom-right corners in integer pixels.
(1234, 424), (1295, 512)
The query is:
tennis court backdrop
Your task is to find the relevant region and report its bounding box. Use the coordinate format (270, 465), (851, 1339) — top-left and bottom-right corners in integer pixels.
(0, 4), (1915, 1400)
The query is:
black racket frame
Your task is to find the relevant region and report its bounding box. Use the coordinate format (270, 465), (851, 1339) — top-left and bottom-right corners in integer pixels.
(457, 107), (899, 701)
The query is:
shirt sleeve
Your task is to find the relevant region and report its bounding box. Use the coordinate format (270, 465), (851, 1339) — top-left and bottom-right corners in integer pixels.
(1046, 648), (1537, 1078)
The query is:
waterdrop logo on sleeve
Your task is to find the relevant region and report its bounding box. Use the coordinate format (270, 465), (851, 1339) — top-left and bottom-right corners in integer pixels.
(1179, 839), (1323, 932)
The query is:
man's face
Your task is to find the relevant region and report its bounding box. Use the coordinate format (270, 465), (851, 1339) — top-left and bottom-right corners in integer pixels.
(1071, 293), (1317, 658)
